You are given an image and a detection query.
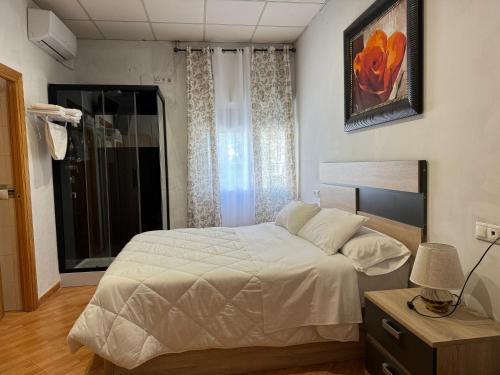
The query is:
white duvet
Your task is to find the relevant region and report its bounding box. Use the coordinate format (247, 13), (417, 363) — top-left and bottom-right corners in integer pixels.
(68, 223), (362, 369)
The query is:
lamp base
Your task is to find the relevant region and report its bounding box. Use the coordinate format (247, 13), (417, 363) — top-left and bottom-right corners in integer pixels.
(420, 288), (454, 313)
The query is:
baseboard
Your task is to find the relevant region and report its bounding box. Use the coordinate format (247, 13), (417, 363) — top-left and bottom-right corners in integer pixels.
(38, 281), (60, 306)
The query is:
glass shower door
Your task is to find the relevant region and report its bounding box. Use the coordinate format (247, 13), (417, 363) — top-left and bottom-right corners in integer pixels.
(101, 90), (142, 257)
(52, 89), (91, 270)
(81, 90), (109, 264)
(51, 85), (167, 272)
(135, 91), (164, 232)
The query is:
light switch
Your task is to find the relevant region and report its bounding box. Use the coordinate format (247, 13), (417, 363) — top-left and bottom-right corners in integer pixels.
(475, 222), (487, 240)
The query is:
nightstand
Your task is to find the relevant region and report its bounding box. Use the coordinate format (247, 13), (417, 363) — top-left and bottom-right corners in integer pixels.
(364, 289), (500, 375)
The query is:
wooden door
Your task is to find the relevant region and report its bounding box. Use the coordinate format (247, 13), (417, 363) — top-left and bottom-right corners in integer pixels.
(0, 63), (38, 311)
(0, 77), (23, 310)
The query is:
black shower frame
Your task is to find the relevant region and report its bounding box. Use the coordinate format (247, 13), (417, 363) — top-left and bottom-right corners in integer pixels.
(48, 84), (170, 273)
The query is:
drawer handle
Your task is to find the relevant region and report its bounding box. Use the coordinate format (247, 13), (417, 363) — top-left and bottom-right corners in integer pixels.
(382, 362), (398, 375)
(382, 318), (402, 340)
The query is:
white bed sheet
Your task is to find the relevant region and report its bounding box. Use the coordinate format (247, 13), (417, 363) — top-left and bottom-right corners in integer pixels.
(68, 223), (362, 369)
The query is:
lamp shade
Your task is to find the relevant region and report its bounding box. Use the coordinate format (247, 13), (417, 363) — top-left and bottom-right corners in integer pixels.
(410, 243), (465, 290)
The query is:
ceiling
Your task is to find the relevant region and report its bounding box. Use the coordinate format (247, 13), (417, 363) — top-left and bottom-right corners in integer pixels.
(33, 0), (327, 43)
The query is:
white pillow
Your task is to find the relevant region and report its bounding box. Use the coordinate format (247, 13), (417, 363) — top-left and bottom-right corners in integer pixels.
(275, 201), (320, 235)
(341, 227), (411, 276)
(297, 208), (368, 255)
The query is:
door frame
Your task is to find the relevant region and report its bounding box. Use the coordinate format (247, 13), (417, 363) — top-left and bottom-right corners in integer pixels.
(0, 63), (38, 311)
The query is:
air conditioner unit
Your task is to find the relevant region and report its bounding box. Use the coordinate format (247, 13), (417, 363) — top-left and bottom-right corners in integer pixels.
(28, 8), (77, 61)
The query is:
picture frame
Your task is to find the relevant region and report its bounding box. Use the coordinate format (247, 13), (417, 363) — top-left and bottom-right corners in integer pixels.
(344, 0), (423, 132)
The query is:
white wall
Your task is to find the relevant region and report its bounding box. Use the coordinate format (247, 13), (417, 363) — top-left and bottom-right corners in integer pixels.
(296, 0), (500, 320)
(74, 40), (188, 228)
(0, 0), (74, 297)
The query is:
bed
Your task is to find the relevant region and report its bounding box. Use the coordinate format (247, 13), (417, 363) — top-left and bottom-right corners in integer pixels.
(68, 160), (427, 375)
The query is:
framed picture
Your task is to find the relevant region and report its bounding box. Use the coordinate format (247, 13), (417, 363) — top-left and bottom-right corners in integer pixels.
(344, 0), (422, 132)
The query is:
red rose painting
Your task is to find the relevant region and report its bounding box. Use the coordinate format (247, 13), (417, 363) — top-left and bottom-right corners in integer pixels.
(350, 0), (408, 114)
(353, 30), (406, 110)
(344, 0), (422, 131)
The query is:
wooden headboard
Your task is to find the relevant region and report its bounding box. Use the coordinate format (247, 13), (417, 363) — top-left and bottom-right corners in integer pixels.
(319, 161), (427, 255)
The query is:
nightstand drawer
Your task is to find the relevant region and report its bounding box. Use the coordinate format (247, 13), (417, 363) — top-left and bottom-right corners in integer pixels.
(365, 299), (434, 375)
(366, 334), (410, 375)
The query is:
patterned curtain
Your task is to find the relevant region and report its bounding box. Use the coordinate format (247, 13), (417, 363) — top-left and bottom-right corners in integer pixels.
(186, 47), (222, 228)
(250, 46), (297, 223)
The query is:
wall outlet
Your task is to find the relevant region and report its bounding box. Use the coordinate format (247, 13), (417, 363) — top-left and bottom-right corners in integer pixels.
(475, 221), (500, 243)
(313, 190), (320, 199)
(152, 74), (173, 84)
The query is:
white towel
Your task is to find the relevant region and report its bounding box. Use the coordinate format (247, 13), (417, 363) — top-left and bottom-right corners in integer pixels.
(64, 108), (82, 117)
(28, 108), (66, 116)
(67, 115), (82, 124)
(44, 121), (68, 160)
(30, 103), (64, 111)
(29, 104), (82, 124)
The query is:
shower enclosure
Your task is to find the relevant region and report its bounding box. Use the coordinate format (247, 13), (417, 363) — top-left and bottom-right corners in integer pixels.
(49, 85), (169, 273)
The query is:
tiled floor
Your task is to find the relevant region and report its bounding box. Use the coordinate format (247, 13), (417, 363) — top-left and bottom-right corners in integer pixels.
(0, 286), (364, 375)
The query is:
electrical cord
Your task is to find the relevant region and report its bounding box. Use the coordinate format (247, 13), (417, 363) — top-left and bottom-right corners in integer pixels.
(407, 236), (500, 318)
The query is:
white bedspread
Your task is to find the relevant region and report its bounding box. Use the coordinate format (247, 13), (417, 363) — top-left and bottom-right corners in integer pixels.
(68, 223), (362, 369)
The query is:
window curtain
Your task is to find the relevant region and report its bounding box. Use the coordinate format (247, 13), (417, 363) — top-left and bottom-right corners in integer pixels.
(250, 46), (297, 223)
(186, 47), (221, 228)
(212, 48), (256, 227)
(186, 46), (296, 228)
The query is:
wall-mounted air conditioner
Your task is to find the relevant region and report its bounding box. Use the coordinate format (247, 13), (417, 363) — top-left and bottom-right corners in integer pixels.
(28, 8), (77, 62)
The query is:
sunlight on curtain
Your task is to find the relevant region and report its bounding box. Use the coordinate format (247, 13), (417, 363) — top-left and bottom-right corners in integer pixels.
(186, 46), (296, 228)
(212, 48), (256, 227)
(251, 46), (297, 223)
(186, 47), (221, 228)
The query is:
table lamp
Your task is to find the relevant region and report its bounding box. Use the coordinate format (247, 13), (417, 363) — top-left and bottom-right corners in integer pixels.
(410, 243), (465, 313)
